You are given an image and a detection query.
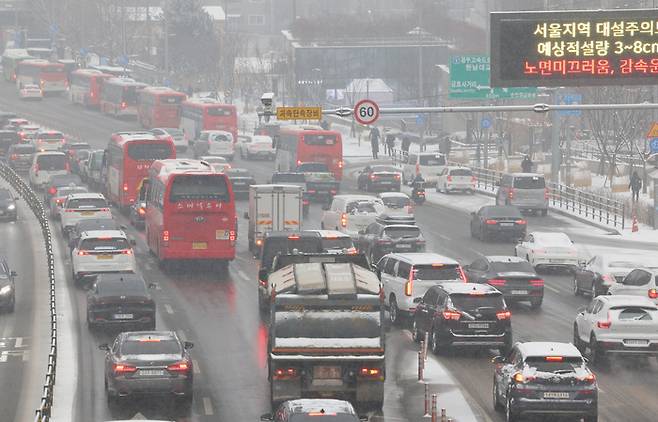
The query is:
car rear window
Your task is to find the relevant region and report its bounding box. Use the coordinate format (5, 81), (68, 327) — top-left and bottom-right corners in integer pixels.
(120, 339), (181, 355)
(37, 133), (64, 141)
(37, 155), (67, 169)
(321, 237), (354, 251)
(483, 207), (522, 218)
(11, 145), (34, 154)
(418, 155), (445, 166)
(450, 168), (472, 176)
(382, 196), (410, 208)
(384, 226), (420, 239)
(513, 176), (545, 189)
(66, 198), (107, 208)
(76, 219), (119, 232)
(273, 174), (305, 183)
(524, 356), (583, 373)
(346, 201), (378, 214)
(413, 264), (461, 281)
(211, 133), (232, 142)
(615, 307), (654, 321)
(290, 415), (358, 422)
(490, 261), (535, 273)
(372, 166), (400, 173)
(56, 187), (88, 197)
(449, 293), (505, 310)
(79, 237), (129, 251)
(97, 279), (147, 297)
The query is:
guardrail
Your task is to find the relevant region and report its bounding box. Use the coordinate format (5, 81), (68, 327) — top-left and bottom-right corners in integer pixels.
(0, 163), (57, 422)
(389, 149), (626, 230)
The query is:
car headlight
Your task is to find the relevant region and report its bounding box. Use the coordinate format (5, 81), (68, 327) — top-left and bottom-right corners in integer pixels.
(0, 285), (12, 295)
(7, 204), (16, 211)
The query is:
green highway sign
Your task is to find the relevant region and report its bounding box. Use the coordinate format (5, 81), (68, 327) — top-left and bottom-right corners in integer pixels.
(449, 55), (537, 100)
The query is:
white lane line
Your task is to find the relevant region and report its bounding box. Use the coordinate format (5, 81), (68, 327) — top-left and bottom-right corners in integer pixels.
(22, 350), (29, 362)
(192, 359), (201, 374)
(202, 397), (214, 415)
(164, 304), (174, 314)
(437, 233), (452, 241)
(544, 285), (560, 294)
(237, 269), (249, 281)
(14, 337), (23, 348)
(0, 351), (7, 362)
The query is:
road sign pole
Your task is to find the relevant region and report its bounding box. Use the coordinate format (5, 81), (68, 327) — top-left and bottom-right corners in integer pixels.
(484, 129), (490, 169)
(551, 91), (562, 183)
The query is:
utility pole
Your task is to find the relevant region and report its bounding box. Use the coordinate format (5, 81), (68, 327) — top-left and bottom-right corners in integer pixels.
(551, 90), (562, 183)
(163, 3), (170, 75)
(121, 0), (127, 57)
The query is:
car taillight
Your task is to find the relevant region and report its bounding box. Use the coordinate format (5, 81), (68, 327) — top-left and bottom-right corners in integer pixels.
(121, 101), (127, 109)
(10, 154), (17, 160)
(229, 230), (236, 241)
(48, 187), (57, 195)
(601, 274), (615, 284)
(296, 160), (302, 166)
(302, 199), (309, 205)
(530, 279), (544, 287)
(376, 239), (392, 245)
(544, 188), (550, 200)
(307, 189), (316, 194)
(340, 213), (347, 228)
(77, 250), (89, 256)
(273, 367), (299, 380)
(167, 361), (191, 373)
(394, 173), (401, 180)
(447, 175), (452, 182)
(488, 278), (507, 286)
(471, 176), (477, 183)
(442, 310), (461, 320)
(40, 80), (45, 87)
(113, 363), (137, 374)
(578, 373), (596, 384)
(138, 207), (146, 215)
(120, 249), (133, 255)
(358, 367), (382, 378)
(513, 372), (534, 383)
(162, 230), (169, 242)
(649, 289), (658, 299)
(508, 189), (515, 199)
(123, 182), (129, 192)
(485, 219), (498, 225)
(597, 313), (611, 329)
(337, 160), (344, 169)
(515, 219), (527, 225)
(330, 188), (337, 195)
(496, 310), (511, 320)
(370, 174), (377, 180)
(55, 199), (63, 204)
(18, 132), (25, 139)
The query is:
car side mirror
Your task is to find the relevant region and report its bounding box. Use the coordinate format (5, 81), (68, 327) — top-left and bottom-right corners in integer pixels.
(243, 211), (249, 219)
(10, 271), (17, 277)
(412, 297), (422, 304)
(98, 344), (109, 351)
(184, 341), (194, 350)
(260, 413), (273, 422)
(321, 203), (331, 211)
(491, 355), (506, 364)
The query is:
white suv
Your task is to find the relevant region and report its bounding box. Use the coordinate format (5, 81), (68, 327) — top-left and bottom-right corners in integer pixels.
(375, 252), (466, 324)
(71, 230), (137, 283)
(29, 152), (70, 189)
(60, 193), (112, 236)
(608, 268), (658, 304)
(321, 194), (384, 237)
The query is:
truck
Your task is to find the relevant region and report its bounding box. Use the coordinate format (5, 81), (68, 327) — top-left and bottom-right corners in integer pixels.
(246, 184), (303, 254)
(295, 162), (340, 202)
(271, 172), (310, 215)
(266, 257), (385, 409)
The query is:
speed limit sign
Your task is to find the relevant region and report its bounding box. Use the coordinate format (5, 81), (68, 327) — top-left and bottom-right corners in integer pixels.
(354, 99), (380, 125)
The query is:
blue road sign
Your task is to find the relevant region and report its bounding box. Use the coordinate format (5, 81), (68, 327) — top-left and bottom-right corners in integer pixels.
(650, 138), (658, 154)
(79, 48), (88, 56)
(481, 116), (492, 129)
(117, 55), (129, 66)
(557, 93), (582, 116)
(49, 23), (59, 36)
(416, 114), (425, 126)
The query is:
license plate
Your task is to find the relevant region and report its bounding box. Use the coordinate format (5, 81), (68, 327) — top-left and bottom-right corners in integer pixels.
(192, 242), (207, 250)
(396, 244), (412, 249)
(379, 181), (392, 185)
(625, 339), (649, 346)
(511, 290), (528, 295)
(216, 229), (230, 240)
(139, 369), (164, 376)
(80, 211), (95, 216)
(468, 323), (489, 329)
(543, 392), (569, 399)
(96, 255), (113, 260)
(113, 313), (133, 320)
(499, 223), (513, 227)
(313, 366), (341, 379)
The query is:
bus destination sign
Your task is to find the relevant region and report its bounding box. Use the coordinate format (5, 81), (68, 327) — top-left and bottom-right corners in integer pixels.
(490, 9), (658, 87)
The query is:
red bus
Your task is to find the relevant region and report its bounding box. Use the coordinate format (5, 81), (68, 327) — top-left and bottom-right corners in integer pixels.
(180, 98), (237, 142)
(69, 69), (110, 108)
(100, 77), (147, 117)
(104, 132), (176, 208)
(145, 159), (236, 264)
(15, 59), (68, 93)
(276, 125), (343, 180)
(137, 86), (187, 129)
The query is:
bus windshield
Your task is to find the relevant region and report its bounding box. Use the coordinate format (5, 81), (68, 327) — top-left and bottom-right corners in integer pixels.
(169, 175), (229, 202)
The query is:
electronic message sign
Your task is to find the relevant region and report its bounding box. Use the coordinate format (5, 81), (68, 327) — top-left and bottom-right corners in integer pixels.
(490, 9), (658, 87)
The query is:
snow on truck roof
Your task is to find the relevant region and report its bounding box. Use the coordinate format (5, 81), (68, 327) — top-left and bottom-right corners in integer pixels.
(517, 342), (582, 358)
(268, 262), (380, 297)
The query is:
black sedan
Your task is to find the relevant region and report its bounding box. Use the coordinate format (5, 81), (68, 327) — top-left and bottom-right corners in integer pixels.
(86, 273), (156, 330)
(357, 165), (402, 192)
(100, 331), (194, 409)
(464, 255), (544, 309)
(470, 205), (526, 242)
(356, 222), (425, 264)
(492, 342), (597, 422)
(0, 188), (18, 222)
(573, 253), (650, 297)
(226, 168), (255, 198)
(0, 257), (16, 313)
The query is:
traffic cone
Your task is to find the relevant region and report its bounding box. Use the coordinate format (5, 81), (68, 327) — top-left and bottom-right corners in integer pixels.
(632, 214), (639, 232)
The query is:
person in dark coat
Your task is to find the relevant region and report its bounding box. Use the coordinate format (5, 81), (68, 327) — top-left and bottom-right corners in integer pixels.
(369, 126), (380, 159)
(521, 155), (533, 173)
(385, 133), (396, 156)
(630, 171), (642, 202)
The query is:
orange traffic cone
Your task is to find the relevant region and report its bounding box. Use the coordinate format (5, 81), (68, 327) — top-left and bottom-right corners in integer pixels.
(632, 214), (639, 232)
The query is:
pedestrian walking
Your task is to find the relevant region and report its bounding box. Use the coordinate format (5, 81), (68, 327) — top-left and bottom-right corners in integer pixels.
(630, 171), (642, 202)
(386, 133), (396, 157)
(186, 85), (193, 97)
(369, 126), (380, 159)
(401, 136), (411, 155)
(521, 155), (533, 173)
(320, 120), (330, 130)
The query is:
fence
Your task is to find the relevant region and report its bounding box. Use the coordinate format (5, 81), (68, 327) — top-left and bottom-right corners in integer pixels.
(390, 149), (626, 230)
(0, 163), (57, 422)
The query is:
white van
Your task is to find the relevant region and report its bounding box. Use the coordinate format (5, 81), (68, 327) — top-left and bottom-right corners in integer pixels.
(402, 152), (447, 186)
(193, 130), (235, 161)
(29, 152), (70, 189)
(321, 194), (385, 237)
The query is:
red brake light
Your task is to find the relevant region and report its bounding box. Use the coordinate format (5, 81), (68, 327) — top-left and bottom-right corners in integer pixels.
(121, 101), (127, 109)
(340, 213), (347, 228)
(296, 160), (302, 166)
(579, 373), (596, 384)
(113, 363), (137, 374)
(530, 279), (544, 287)
(488, 278), (507, 286)
(308, 412), (337, 417)
(513, 372), (535, 383)
(162, 230), (169, 242)
(508, 189), (515, 199)
(123, 183), (129, 192)
(10, 154), (18, 160)
(471, 176), (477, 183)
(77, 250), (89, 256)
(229, 230), (236, 242)
(649, 289), (658, 299)
(288, 234), (300, 240)
(48, 187), (57, 195)
(167, 361), (191, 373)
(358, 367), (382, 378)
(370, 174), (377, 180)
(394, 173), (401, 180)
(601, 274), (615, 283)
(485, 219), (498, 225)
(447, 175), (452, 182)
(273, 367), (298, 379)
(545, 356), (564, 362)
(338, 160), (344, 169)
(442, 310), (461, 320)
(544, 188), (550, 200)
(121, 249), (133, 255)
(515, 219), (527, 225)
(405, 269), (413, 296)
(138, 207), (146, 215)
(496, 310), (511, 320)
(597, 319), (611, 329)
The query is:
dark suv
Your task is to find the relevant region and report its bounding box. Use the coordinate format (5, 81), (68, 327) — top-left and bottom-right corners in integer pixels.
(412, 282), (512, 354)
(492, 342), (597, 422)
(86, 273), (156, 330)
(356, 222), (425, 264)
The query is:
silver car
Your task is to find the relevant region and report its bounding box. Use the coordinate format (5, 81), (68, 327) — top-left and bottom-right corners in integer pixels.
(496, 173), (549, 215)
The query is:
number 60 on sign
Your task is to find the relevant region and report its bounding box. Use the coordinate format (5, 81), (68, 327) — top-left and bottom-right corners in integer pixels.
(354, 99), (380, 125)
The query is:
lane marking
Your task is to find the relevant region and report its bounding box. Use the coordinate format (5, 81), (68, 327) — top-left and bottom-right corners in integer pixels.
(164, 304), (174, 314)
(202, 397), (214, 415)
(192, 359), (201, 374)
(437, 233), (452, 241)
(237, 269), (249, 281)
(544, 285), (561, 294)
(14, 337), (23, 348)
(22, 350), (29, 362)
(0, 351), (7, 362)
